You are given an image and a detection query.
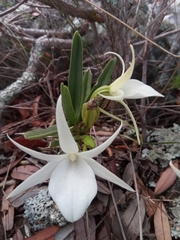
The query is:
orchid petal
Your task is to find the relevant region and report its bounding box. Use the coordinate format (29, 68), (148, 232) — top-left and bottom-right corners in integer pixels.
(110, 44), (135, 93)
(56, 95), (78, 153)
(7, 135), (66, 162)
(85, 158), (134, 192)
(170, 161), (180, 177)
(121, 79), (164, 99)
(100, 89), (124, 101)
(7, 161), (59, 199)
(49, 158), (97, 222)
(79, 123), (122, 159)
(105, 51), (125, 74)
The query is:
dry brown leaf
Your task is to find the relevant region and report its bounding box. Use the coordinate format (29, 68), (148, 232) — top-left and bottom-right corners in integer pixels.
(32, 96), (41, 116)
(2, 206), (14, 231)
(154, 161), (178, 195)
(5, 137), (48, 152)
(12, 96), (45, 127)
(97, 180), (110, 194)
(136, 175), (158, 217)
(11, 165), (40, 181)
(0, 159), (21, 175)
(1, 185), (15, 231)
(123, 162), (134, 186)
(13, 228), (24, 240)
(97, 192), (109, 207)
(97, 225), (110, 240)
(74, 216), (96, 240)
(95, 198), (104, 213)
(107, 160), (121, 177)
(154, 202), (172, 240)
(122, 197), (146, 239)
(12, 96), (41, 120)
(88, 199), (102, 216)
(12, 99), (31, 120)
(26, 225), (60, 240)
(9, 186), (46, 208)
(74, 218), (86, 240)
(1, 185), (15, 211)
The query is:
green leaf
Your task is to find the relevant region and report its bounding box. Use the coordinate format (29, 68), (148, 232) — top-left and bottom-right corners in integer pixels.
(61, 83), (76, 126)
(68, 31), (83, 119)
(83, 135), (96, 148)
(83, 69), (92, 102)
(87, 58), (117, 100)
(49, 139), (60, 148)
(24, 125), (58, 140)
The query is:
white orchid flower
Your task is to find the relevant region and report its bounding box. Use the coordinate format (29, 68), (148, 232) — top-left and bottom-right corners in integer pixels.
(91, 45), (163, 145)
(7, 95), (134, 222)
(92, 45), (163, 101)
(170, 161), (180, 177)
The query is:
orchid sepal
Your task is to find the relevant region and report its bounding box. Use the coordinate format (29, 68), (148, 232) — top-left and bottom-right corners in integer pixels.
(170, 161), (180, 177)
(7, 161), (59, 199)
(85, 157), (134, 192)
(110, 44), (135, 93)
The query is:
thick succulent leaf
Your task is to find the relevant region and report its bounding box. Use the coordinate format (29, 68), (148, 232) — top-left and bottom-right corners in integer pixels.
(121, 79), (164, 99)
(85, 158), (134, 192)
(24, 125), (58, 140)
(88, 58), (117, 100)
(79, 123), (122, 158)
(7, 135), (66, 161)
(61, 83), (76, 126)
(56, 95), (78, 153)
(68, 31), (83, 119)
(110, 44), (135, 93)
(49, 158), (97, 222)
(7, 161), (59, 199)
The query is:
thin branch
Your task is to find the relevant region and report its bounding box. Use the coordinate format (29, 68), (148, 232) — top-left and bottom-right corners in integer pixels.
(85, 0), (180, 58)
(0, 0), (28, 18)
(37, 0), (104, 23)
(133, 28), (180, 46)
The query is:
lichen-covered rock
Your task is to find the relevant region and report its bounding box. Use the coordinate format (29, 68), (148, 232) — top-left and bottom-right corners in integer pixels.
(24, 188), (67, 231)
(142, 124), (180, 167)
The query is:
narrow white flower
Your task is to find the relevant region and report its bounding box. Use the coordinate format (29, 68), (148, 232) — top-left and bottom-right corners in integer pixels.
(7, 95), (134, 222)
(99, 45), (164, 101)
(170, 161), (180, 177)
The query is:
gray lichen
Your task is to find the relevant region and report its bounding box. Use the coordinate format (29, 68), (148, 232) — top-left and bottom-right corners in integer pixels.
(170, 196), (180, 239)
(142, 124), (180, 167)
(24, 188), (67, 231)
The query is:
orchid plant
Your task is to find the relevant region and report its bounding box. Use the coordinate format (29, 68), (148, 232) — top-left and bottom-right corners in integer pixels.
(7, 31), (164, 223)
(24, 31), (117, 149)
(7, 95), (134, 222)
